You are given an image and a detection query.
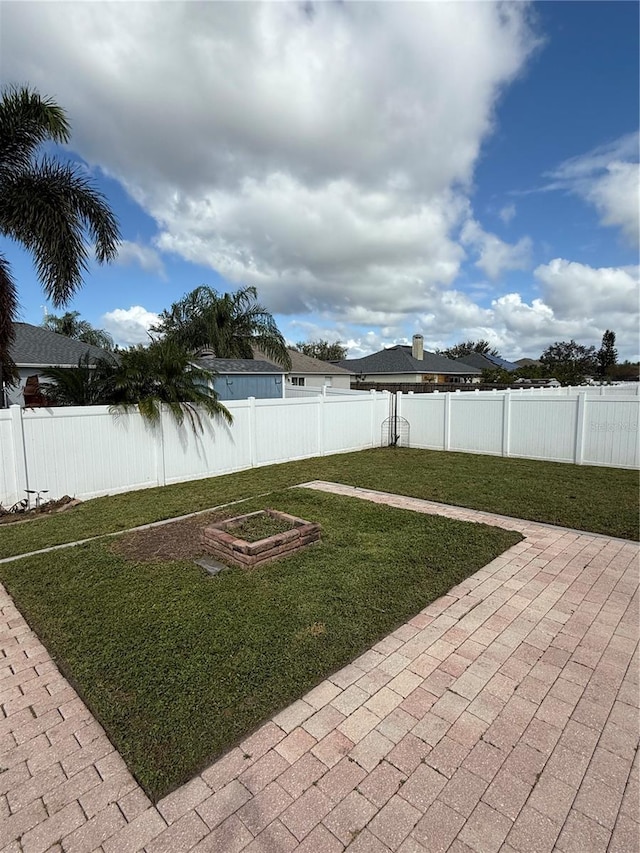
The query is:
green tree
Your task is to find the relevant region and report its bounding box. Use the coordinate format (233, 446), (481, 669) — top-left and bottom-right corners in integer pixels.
(440, 339), (499, 360)
(42, 310), (114, 350)
(596, 330), (618, 379)
(539, 340), (597, 386)
(155, 285), (291, 369)
(0, 86), (120, 390)
(294, 340), (348, 361)
(41, 339), (231, 432)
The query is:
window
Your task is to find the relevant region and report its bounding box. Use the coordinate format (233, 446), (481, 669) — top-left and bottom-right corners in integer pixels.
(291, 376), (305, 386)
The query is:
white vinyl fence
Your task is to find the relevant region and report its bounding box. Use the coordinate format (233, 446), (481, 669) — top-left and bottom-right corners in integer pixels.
(0, 392), (390, 506)
(398, 388), (639, 469)
(1, 386), (638, 508)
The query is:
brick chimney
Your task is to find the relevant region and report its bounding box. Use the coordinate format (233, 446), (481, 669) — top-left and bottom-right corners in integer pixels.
(412, 334), (424, 360)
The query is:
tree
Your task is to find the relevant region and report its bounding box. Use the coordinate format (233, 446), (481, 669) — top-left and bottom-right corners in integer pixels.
(40, 355), (116, 407)
(596, 330), (618, 379)
(42, 311), (114, 350)
(539, 340), (597, 386)
(440, 339), (499, 360)
(41, 339), (232, 432)
(294, 340), (348, 362)
(0, 85), (120, 389)
(155, 285), (291, 369)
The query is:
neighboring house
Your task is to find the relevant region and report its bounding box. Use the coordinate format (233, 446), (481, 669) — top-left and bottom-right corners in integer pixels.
(455, 352), (519, 373)
(336, 335), (481, 384)
(195, 355), (286, 401)
(2, 322), (113, 407)
(253, 347), (354, 390)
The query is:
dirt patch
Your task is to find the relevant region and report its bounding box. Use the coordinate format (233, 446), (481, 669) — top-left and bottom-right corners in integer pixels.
(109, 509), (233, 563)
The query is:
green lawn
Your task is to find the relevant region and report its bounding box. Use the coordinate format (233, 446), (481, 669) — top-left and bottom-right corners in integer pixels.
(0, 488), (521, 800)
(1, 449), (637, 560)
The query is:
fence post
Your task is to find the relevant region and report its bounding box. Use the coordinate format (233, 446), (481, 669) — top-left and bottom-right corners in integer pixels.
(370, 390), (377, 447)
(574, 392), (587, 465)
(10, 404), (28, 502)
(155, 408), (167, 487)
(248, 397), (257, 467)
(317, 393), (325, 456)
(444, 392), (451, 451)
(502, 390), (511, 457)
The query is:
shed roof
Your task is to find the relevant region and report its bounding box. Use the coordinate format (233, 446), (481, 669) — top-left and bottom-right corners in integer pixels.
(195, 356), (285, 375)
(253, 347), (354, 375)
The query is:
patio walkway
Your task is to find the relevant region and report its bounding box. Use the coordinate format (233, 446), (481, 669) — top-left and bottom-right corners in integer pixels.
(1, 483), (638, 853)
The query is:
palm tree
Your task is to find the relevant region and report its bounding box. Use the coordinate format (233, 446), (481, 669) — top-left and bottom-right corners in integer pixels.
(0, 85), (120, 390)
(41, 354), (117, 407)
(155, 285), (292, 369)
(41, 339), (232, 432)
(42, 310), (114, 350)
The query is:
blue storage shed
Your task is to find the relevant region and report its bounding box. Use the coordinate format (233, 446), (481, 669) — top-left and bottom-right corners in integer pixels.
(195, 357), (286, 401)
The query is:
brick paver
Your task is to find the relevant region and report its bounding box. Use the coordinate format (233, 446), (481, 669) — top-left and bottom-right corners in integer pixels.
(1, 481), (638, 851)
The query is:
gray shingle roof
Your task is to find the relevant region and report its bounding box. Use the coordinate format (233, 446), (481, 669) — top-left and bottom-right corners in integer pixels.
(10, 323), (113, 367)
(253, 347), (354, 375)
(455, 352), (519, 372)
(336, 346), (481, 376)
(195, 357), (285, 374)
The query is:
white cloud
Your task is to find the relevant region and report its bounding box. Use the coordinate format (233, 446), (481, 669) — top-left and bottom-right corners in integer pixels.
(102, 306), (160, 347)
(585, 162), (639, 246)
(534, 258), (639, 325)
(1, 1), (538, 322)
(460, 219), (532, 279)
(293, 260), (640, 361)
(499, 203), (516, 224)
(545, 133), (640, 246)
(115, 241), (166, 278)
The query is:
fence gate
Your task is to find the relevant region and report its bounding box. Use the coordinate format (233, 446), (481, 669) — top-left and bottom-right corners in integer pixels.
(381, 393), (410, 446)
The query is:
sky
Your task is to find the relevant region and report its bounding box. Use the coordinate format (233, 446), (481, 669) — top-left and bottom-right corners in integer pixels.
(1, 1), (639, 361)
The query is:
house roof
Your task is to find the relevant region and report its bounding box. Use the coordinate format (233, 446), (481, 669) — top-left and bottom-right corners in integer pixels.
(336, 345), (481, 376)
(253, 347), (354, 375)
(9, 323), (113, 367)
(195, 357), (285, 375)
(455, 352), (519, 372)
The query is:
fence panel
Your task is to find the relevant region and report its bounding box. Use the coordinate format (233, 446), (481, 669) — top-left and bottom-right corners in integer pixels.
(161, 400), (252, 484)
(400, 394), (446, 449)
(253, 398), (321, 465)
(509, 397), (578, 462)
(322, 395), (381, 454)
(0, 411), (15, 506)
(449, 396), (503, 455)
(21, 406), (157, 501)
(582, 397), (639, 468)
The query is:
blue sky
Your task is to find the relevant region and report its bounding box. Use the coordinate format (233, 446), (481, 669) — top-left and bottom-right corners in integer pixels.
(2, 1), (639, 359)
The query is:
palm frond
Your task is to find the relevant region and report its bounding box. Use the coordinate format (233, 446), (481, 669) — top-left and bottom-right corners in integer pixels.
(0, 158), (120, 305)
(0, 253), (19, 386)
(0, 85), (70, 176)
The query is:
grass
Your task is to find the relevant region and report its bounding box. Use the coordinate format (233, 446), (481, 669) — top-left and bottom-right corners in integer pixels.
(228, 511), (295, 542)
(0, 449), (637, 560)
(0, 488), (521, 800)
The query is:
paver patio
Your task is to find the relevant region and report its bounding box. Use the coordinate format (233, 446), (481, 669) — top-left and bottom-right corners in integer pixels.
(1, 481), (638, 852)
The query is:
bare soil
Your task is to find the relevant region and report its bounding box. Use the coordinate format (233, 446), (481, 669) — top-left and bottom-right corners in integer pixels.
(109, 510), (232, 562)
